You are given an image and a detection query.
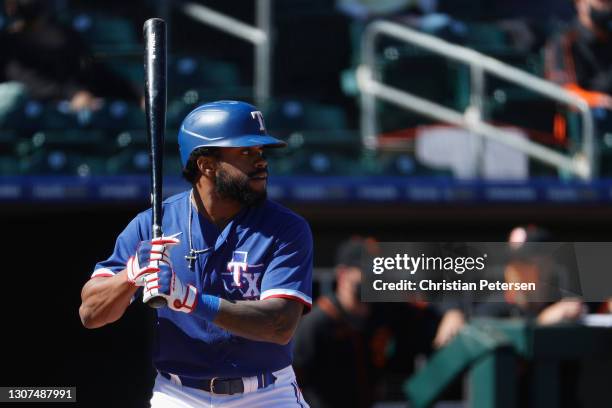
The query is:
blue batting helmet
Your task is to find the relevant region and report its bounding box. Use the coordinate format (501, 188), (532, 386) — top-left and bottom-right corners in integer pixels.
(177, 100), (286, 167)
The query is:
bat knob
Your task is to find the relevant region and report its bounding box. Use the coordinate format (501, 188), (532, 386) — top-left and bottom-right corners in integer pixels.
(146, 296), (168, 309)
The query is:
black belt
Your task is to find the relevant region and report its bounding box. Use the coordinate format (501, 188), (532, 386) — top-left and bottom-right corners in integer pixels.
(159, 371), (276, 395)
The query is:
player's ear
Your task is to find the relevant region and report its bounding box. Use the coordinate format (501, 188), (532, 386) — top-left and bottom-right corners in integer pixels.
(196, 155), (216, 178)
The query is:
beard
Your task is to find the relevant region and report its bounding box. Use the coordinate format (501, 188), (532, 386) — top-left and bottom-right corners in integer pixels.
(215, 167), (267, 206)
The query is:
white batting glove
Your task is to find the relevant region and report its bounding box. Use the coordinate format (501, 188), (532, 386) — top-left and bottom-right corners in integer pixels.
(143, 263), (198, 313)
(126, 235), (180, 286)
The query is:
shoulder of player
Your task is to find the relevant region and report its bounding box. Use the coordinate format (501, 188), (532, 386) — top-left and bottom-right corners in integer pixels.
(131, 190), (190, 225)
(259, 199), (310, 229)
(256, 200), (312, 244)
(162, 190), (190, 206)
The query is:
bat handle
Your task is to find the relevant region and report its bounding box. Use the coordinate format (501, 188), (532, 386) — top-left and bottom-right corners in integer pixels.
(146, 296), (167, 309)
(145, 224), (168, 309)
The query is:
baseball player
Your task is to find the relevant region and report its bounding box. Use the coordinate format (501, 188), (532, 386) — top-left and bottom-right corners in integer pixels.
(79, 101), (312, 407)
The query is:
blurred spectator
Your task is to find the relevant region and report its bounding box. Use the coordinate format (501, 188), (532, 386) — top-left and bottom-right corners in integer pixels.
(432, 306), (465, 348)
(293, 237), (439, 408)
(474, 225), (586, 323)
(544, 0), (612, 109)
(0, 0), (141, 120)
(433, 225), (586, 348)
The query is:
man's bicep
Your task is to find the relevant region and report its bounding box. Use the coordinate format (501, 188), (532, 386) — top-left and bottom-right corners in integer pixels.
(260, 297), (304, 339)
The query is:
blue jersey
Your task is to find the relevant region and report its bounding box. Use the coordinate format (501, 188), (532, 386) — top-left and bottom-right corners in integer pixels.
(92, 190), (313, 378)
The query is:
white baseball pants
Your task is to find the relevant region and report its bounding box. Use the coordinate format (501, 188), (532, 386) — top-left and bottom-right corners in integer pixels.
(149, 365), (309, 408)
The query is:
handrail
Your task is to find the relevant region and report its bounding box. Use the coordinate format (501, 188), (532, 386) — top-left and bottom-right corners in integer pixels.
(181, 1), (271, 104)
(357, 20), (595, 180)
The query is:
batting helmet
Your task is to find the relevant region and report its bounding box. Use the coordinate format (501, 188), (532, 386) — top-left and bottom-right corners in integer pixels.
(178, 100), (286, 167)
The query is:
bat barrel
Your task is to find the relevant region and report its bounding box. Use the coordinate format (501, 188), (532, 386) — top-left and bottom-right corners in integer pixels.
(144, 18), (168, 309)
(144, 18), (167, 240)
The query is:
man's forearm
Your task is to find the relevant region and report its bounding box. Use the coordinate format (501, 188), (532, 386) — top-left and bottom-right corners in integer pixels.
(212, 298), (303, 345)
(79, 270), (138, 329)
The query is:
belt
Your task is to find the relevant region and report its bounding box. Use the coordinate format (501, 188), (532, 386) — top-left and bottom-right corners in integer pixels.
(159, 371), (277, 395)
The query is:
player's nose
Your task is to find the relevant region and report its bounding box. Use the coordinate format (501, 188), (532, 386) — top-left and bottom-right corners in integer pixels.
(254, 150), (267, 170)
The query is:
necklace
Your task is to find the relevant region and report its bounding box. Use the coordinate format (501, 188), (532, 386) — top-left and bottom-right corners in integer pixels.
(185, 190), (212, 269)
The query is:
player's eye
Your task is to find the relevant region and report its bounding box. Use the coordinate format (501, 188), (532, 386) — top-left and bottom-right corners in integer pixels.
(240, 148), (264, 157)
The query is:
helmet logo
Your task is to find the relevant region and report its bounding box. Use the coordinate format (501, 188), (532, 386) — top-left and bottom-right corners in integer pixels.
(251, 111), (266, 132)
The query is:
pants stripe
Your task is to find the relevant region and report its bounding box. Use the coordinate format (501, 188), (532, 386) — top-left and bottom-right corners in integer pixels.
(291, 382), (305, 408)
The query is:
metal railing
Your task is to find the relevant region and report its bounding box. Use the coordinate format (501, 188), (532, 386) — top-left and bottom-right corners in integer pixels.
(181, 0), (271, 104)
(357, 20), (596, 180)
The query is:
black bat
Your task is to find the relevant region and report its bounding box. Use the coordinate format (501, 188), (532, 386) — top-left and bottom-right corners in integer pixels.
(143, 18), (167, 309)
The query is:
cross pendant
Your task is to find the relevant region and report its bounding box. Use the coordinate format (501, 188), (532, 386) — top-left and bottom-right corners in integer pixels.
(185, 251), (197, 269)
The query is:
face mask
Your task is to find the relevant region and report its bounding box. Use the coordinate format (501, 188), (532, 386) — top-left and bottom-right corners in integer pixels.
(590, 6), (612, 34)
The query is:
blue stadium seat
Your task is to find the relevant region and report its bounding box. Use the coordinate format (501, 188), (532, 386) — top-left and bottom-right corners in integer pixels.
(267, 130), (362, 175)
(263, 100), (348, 137)
(88, 100), (145, 130)
(105, 129), (182, 175)
(105, 147), (150, 175)
(168, 56), (242, 100)
(18, 130), (109, 175)
(5, 100), (80, 131)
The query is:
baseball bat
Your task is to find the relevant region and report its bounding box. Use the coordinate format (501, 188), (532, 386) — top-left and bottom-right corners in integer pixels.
(143, 18), (167, 309)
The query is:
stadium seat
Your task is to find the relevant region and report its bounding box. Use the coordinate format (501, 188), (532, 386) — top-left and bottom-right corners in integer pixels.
(486, 53), (554, 136)
(105, 59), (143, 88)
(18, 130), (109, 175)
(268, 130), (362, 175)
(375, 48), (467, 133)
(104, 129), (181, 175)
(263, 100), (348, 138)
(168, 56), (242, 100)
(376, 152), (454, 177)
(4, 100), (81, 131)
(71, 13), (139, 53)
(488, 89), (557, 133)
(273, 10), (351, 101)
(22, 149), (107, 176)
(288, 151), (360, 175)
(88, 100), (145, 130)
(105, 147), (149, 175)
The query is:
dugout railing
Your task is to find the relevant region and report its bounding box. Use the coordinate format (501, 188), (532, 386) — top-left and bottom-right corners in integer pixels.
(357, 20), (596, 180)
(406, 318), (612, 408)
(179, 0), (272, 105)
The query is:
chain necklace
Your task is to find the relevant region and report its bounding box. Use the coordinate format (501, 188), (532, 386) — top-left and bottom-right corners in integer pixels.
(185, 190), (212, 269)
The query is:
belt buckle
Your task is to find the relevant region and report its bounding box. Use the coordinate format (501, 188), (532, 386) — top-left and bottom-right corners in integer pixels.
(209, 377), (219, 395)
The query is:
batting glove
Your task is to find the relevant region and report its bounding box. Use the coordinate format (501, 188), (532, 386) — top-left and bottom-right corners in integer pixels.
(145, 263), (198, 313)
(126, 235), (180, 286)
